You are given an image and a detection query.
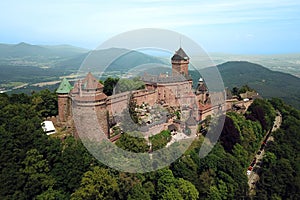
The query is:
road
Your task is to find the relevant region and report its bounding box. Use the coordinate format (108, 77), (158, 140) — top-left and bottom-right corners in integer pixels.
(248, 111), (282, 194)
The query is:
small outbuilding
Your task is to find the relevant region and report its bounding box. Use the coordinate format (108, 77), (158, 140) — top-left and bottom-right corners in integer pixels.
(168, 124), (178, 132)
(41, 121), (56, 135)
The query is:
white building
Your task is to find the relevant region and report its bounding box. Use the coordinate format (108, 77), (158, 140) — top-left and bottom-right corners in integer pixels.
(41, 121), (56, 135)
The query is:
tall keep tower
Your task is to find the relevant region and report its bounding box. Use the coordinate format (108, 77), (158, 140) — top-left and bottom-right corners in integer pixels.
(171, 47), (189, 77)
(56, 78), (73, 122)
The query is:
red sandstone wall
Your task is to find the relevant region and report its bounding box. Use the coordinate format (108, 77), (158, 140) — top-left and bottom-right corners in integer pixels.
(156, 82), (192, 107)
(107, 90), (159, 117)
(134, 90), (157, 106)
(95, 105), (109, 137)
(58, 94), (69, 122)
(107, 92), (131, 116)
(172, 60), (189, 76)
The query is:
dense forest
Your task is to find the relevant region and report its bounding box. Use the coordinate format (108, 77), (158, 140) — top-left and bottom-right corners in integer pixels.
(0, 89), (299, 199)
(217, 61), (300, 109)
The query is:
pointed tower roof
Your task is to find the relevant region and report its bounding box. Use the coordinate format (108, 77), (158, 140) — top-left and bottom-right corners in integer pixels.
(56, 78), (73, 94)
(82, 72), (104, 90)
(171, 47), (189, 61)
(186, 116), (197, 126)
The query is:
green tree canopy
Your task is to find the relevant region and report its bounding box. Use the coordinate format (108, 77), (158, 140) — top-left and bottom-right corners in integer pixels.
(71, 166), (119, 200)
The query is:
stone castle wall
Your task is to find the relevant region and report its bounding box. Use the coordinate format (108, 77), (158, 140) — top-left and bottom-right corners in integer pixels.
(133, 90), (157, 106)
(107, 92), (131, 116)
(58, 94), (70, 122)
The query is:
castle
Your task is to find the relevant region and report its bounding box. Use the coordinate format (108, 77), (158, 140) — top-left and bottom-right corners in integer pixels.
(56, 48), (228, 139)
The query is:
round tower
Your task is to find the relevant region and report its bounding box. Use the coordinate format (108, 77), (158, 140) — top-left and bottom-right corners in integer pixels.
(56, 78), (73, 122)
(70, 72), (109, 137)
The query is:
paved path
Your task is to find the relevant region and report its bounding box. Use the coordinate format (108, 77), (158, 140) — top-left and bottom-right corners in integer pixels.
(248, 111), (282, 194)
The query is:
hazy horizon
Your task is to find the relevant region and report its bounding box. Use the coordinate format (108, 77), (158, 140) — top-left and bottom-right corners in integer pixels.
(2, 41), (300, 56)
(1, 0), (300, 54)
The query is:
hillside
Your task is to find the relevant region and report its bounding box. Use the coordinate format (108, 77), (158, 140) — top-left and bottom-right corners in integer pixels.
(0, 42), (88, 59)
(0, 46), (167, 87)
(210, 53), (300, 78)
(0, 43), (166, 71)
(217, 61), (300, 109)
(1, 44), (299, 109)
(75, 48), (168, 73)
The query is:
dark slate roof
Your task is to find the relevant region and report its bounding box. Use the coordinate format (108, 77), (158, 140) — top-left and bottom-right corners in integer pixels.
(171, 47), (189, 61)
(141, 74), (191, 83)
(168, 124), (178, 131)
(185, 116), (197, 126)
(56, 78), (73, 94)
(196, 79), (208, 93)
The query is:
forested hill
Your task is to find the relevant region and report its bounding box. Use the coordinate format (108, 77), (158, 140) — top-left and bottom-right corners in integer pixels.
(217, 61), (300, 109)
(0, 42), (88, 58)
(1, 90), (299, 199)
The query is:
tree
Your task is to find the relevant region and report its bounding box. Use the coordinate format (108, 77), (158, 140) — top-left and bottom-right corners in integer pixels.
(103, 77), (119, 96)
(117, 172), (141, 199)
(217, 180), (229, 199)
(20, 149), (55, 199)
(198, 169), (216, 197)
(219, 116), (241, 153)
(150, 130), (171, 151)
(36, 188), (67, 200)
(207, 186), (222, 200)
(156, 169), (177, 192)
(159, 186), (183, 200)
(32, 89), (58, 117)
(115, 78), (145, 93)
(247, 99), (276, 131)
(256, 100), (300, 199)
(71, 166), (119, 200)
(171, 153), (199, 187)
(262, 152), (277, 168)
(127, 183), (151, 200)
(177, 178), (199, 200)
(115, 132), (149, 153)
(232, 144), (249, 168)
(238, 85), (253, 94)
(51, 137), (94, 194)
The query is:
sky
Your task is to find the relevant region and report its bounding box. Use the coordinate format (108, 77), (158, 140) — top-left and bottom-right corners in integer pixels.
(0, 0), (300, 54)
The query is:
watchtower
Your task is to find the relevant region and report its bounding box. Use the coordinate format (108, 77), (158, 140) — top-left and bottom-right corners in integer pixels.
(171, 47), (189, 77)
(56, 78), (73, 122)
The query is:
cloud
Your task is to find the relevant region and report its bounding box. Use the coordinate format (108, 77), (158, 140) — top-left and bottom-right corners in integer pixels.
(0, 0), (299, 52)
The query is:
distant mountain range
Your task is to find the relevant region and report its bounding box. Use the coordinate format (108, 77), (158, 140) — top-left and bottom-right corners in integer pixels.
(0, 42), (167, 72)
(0, 42), (88, 58)
(0, 43), (299, 109)
(57, 47), (168, 72)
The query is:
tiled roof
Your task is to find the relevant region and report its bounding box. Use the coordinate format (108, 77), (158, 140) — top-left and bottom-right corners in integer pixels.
(56, 78), (73, 94)
(198, 102), (212, 111)
(141, 74), (191, 83)
(171, 47), (189, 61)
(82, 72), (104, 90)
